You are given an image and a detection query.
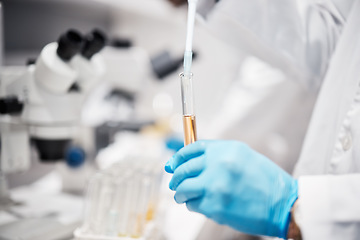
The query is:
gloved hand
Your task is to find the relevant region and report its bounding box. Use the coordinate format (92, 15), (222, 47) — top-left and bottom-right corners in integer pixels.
(165, 140), (298, 238)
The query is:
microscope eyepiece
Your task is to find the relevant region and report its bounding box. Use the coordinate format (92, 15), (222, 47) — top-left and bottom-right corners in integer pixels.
(57, 30), (83, 61)
(81, 29), (107, 59)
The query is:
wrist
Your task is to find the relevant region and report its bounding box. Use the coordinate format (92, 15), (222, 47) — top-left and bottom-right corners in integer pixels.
(279, 179), (298, 239)
(287, 199), (302, 240)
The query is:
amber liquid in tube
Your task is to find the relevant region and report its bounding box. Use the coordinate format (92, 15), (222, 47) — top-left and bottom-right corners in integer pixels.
(183, 115), (197, 146)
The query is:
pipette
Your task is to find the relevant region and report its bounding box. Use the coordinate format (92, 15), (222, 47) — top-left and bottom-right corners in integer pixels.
(181, 0), (198, 146)
(183, 0), (197, 75)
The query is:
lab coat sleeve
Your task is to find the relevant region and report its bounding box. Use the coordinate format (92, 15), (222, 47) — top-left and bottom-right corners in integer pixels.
(203, 0), (346, 88)
(296, 174), (360, 240)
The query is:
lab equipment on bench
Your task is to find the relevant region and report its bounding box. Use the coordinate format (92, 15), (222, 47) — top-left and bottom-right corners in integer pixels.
(75, 136), (164, 240)
(180, 0), (198, 146)
(0, 28), (106, 163)
(0, 28), (106, 207)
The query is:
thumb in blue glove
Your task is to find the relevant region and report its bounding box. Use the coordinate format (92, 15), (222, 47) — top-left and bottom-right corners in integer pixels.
(165, 140), (298, 238)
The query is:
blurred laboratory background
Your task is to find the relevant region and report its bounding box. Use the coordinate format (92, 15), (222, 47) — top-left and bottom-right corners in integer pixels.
(0, 0), (319, 240)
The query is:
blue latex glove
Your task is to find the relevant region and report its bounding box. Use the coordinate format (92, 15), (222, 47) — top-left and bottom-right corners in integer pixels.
(165, 140), (298, 238)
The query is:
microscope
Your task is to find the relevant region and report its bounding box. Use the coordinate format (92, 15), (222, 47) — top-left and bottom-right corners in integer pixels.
(0, 29), (106, 205)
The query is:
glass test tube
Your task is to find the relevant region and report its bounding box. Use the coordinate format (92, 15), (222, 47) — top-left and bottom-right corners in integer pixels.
(128, 172), (144, 238)
(118, 169), (134, 237)
(83, 173), (103, 234)
(95, 176), (114, 235)
(180, 72), (197, 146)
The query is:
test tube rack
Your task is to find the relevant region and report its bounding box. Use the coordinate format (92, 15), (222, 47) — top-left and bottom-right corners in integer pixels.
(75, 157), (163, 240)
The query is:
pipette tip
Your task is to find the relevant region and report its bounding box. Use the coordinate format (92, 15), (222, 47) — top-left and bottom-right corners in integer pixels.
(183, 51), (193, 75)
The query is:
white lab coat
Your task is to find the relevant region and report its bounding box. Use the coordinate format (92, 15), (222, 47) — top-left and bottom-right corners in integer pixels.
(293, 0), (360, 239)
(199, 0), (360, 239)
(201, 0), (348, 88)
